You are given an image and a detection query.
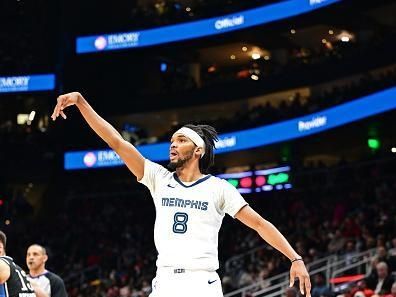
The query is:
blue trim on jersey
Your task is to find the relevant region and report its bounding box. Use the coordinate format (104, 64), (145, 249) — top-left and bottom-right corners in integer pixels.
(173, 174), (212, 188)
(0, 284), (5, 297)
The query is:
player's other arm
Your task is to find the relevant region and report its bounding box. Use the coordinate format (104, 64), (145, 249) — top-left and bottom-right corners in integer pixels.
(51, 92), (144, 179)
(0, 260), (10, 284)
(235, 206), (311, 296)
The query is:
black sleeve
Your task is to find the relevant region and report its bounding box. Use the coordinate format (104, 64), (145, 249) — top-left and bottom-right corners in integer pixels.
(48, 273), (68, 297)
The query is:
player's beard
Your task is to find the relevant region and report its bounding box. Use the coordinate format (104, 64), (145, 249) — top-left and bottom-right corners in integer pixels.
(167, 149), (194, 171)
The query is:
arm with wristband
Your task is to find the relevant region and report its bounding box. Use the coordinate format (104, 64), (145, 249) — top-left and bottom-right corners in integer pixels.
(235, 206), (311, 297)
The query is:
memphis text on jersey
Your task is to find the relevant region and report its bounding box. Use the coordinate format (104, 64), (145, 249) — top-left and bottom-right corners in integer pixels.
(161, 197), (208, 211)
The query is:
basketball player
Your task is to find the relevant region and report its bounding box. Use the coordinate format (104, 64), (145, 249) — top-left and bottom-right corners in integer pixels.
(51, 92), (311, 297)
(26, 245), (68, 297)
(0, 231), (48, 297)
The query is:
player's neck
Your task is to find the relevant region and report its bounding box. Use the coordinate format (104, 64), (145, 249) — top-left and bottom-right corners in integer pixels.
(29, 267), (46, 277)
(176, 163), (203, 182)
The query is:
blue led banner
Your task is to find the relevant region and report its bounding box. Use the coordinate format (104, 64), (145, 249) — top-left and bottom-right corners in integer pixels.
(64, 86), (396, 170)
(76, 0), (340, 54)
(0, 74), (55, 94)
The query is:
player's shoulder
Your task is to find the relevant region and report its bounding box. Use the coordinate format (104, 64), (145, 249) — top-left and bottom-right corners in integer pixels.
(145, 159), (172, 177)
(209, 175), (234, 188)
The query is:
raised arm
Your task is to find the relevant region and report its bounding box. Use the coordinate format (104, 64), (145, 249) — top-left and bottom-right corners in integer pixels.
(235, 205), (311, 297)
(51, 92), (144, 179)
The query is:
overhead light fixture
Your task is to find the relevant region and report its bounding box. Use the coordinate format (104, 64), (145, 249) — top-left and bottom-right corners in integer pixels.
(185, 7), (191, 12)
(230, 55), (236, 60)
(341, 36), (350, 42)
(242, 46), (248, 52)
(250, 74), (259, 80)
(17, 114), (29, 125)
(391, 147), (396, 153)
(264, 55), (270, 60)
(337, 31), (354, 43)
(29, 111), (36, 121)
(329, 29), (334, 35)
(322, 38), (327, 44)
(290, 29), (296, 34)
(251, 53), (261, 60)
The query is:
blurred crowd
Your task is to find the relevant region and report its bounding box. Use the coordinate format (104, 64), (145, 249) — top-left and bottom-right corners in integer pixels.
(156, 65), (396, 142)
(220, 157), (396, 295)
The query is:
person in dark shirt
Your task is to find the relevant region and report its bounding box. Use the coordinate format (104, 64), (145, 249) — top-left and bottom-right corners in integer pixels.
(26, 245), (67, 297)
(0, 231), (47, 297)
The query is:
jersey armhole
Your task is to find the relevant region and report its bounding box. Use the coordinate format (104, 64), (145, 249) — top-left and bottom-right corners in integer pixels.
(0, 258), (10, 266)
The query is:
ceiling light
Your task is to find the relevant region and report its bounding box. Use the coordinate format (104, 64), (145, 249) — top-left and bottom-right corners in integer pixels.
(251, 53), (261, 60)
(341, 36), (350, 42)
(251, 74), (259, 80)
(230, 55), (236, 60)
(17, 114), (29, 125)
(290, 29), (296, 34)
(242, 46), (248, 52)
(337, 31), (354, 43)
(28, 111), (36, 122)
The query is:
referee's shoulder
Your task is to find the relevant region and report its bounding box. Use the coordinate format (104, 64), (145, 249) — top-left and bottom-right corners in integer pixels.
(46, 271), (65, 284)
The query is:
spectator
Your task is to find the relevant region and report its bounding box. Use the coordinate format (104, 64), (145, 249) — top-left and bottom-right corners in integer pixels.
(366, 262), (394, 295)
(312, 273), (332, 297)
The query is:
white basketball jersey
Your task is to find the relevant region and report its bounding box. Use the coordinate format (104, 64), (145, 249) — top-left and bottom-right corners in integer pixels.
(139, 159), (247, 271)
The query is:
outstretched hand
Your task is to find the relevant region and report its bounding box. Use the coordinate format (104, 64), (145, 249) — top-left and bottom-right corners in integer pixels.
(290, 260), (311, 297)
(51, 92), (81, 121)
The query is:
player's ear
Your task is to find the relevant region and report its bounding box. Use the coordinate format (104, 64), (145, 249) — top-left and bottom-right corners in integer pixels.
(195, 147), (204, 158)
(43, 254), (48, 263)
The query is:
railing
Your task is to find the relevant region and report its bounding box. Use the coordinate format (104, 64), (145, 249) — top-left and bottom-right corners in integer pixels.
(225, 248), (376, 297)
(225, 244), (268, 275)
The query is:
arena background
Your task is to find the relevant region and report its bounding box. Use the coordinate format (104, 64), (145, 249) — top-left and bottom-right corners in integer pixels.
(1, 0), (396, 296)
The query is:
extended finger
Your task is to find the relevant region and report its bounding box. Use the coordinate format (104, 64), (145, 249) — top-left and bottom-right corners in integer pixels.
(52, 96), (64, 120)
(290, 271), (295, 287)
(51, 105), (59, 120)
(56, 98), (64, 117)
(60, 110), (67, 119)
(57, 95), (67, 113)
(304, 276), (311, 297)
(299, 276), (305, 295)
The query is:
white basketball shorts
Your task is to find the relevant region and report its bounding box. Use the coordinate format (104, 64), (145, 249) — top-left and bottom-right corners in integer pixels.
(149, 267), (223, 297)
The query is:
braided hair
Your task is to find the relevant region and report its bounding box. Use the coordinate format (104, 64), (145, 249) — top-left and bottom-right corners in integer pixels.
(183, 124), (218, 174)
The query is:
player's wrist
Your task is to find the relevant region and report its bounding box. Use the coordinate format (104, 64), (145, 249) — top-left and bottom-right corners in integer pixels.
(290, 257), (303, 264)
(75, 92), (84, 106)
